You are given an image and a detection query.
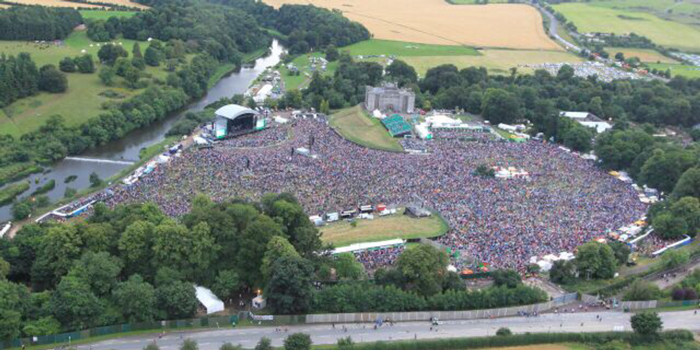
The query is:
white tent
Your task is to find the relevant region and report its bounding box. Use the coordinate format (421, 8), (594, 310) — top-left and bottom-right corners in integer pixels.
(195, 286), (225, 314)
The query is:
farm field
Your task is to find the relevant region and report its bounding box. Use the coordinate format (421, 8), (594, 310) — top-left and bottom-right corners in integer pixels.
(0, 32), (176, 137)
(3, 0), (148, 9)
(328, 105), (403, 152)
(604, 47), (678, 63)
(401, 49), (583, 75)
(582, 0), (700, 26)
(553, 2), (700, 52)
(647, 63), (700, 78)
(320, 208), (448, 247)
(446, 0), (509, 4)
(262, 0), (561, 50)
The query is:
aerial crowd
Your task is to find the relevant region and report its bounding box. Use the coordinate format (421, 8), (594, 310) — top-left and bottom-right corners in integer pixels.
(104, 117), (648, 271)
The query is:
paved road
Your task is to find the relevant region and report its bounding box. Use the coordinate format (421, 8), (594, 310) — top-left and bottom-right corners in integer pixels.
(79, 310), (700, 350)
(534, 4), (582, 53)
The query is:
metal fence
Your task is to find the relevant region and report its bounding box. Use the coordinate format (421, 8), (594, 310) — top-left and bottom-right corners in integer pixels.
(619, 300), (658, 310)
(306, 292), (578, 324)
(0, 315), (239, 350)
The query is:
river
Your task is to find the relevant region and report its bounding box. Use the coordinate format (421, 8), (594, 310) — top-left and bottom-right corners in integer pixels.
(0, 40), (284, 222)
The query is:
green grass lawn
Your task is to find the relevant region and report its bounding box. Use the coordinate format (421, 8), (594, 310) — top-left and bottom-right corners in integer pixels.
(342, 39), (480, 57)
(79, 9), (138, 20)
(647, 62), (700, 78)
(328, 105), (403, 152)
(279, 52), (339, 90)
(0, 31), (188, 137)
(553, 2), (700, 52)
(320, 208), (449, 247)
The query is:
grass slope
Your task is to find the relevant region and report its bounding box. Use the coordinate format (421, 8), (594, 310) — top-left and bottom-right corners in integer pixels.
(342, 39), (480, 57)
(79, 10), (138, 20)
(328, 105), (403, 152)
(0, 32), (184, 137)
(647, 63), (700, 78)
(553, 2), (700, 52)
(321, 208), (448, 247)
(279, 52), (339, 90)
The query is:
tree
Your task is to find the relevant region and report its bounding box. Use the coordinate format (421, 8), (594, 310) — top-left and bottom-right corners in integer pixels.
(661, 249), (690, 269)
(0, 279), (24, 340)
(220, 343), (243, 350)
(181, 339), (198, 350)
(549, 260), (577, 285)
(59, 57), (76, 72)
(261, 236), (300, 284)
(75, 54), (95, 73)
(11, 201), (32, 220)
(337, 337), (354, 350)
(89, 171), (103, 188)
(152, 221), (217, 280)
(212, 270), (240, 300)
(615, 52), (625, 61)
(125, 66), (141, 89)
(69, 251), (122, 296)
(333, 253), (365, 280)
(97, 44), (128, 65)
(0, 257), (9, 280)
(144, 344), (160, 350)
(673, 167), (700, 199)
(38, 65), (67, 93)
(670, 197), (700, 236)
(265, 255), (314, 314)
(396, 244), (448, 296)
(325, 44), (339, 61)
(492, 269), (521, 288)
(481, 88), (520, 124)
(145, 45), (163, 67)
(112, 274), (157, 323)
(623, 280), (660, 301)
(563, 126), (593, 152)
(99, 66), (116, 86)
(254, 337), (273, 350)
(48, 275), (103, 330)
(284, 333), (312, 350)
(156, 281), (198, 319)
(575, 241), (617, 280)
(653, 212), (688, 240)
(237, 215), (283, 287)
(608, 241), (631, 265)
(132, 42), (143, 59)
(496, 327), (512, 336)
(386, 59), (417, 86)
(630, 311), (662, 335)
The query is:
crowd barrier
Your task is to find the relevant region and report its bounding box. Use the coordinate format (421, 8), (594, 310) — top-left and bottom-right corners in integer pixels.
(306, 292), (578, 324)
(619, 300), (658, 310)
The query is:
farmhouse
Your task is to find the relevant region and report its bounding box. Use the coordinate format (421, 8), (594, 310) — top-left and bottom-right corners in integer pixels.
(365, 83), (415, 113)
(560, 111), (612, 134)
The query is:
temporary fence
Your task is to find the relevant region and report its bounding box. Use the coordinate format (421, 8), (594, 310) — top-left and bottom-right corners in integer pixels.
(306, 292), (578, 324)
(619, 300), (658, 310)
(0, 315), (239, 350)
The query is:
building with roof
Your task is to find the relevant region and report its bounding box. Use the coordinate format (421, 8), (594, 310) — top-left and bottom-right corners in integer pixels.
(365, 83), (415, 113)
(195, 285), (225, 314)
(560, 111), (612, 134)
(214, 104), (265, 139)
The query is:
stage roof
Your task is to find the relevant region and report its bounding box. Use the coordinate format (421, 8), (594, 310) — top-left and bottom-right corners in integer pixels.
(215, 104), (258, 121)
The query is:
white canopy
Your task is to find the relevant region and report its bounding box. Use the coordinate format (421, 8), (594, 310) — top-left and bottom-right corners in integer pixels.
(195, 286), (225, 314)
(332, 239), (405, 254)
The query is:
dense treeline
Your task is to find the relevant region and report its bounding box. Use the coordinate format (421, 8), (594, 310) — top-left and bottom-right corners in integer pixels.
(0, 193), (324, 339)
(0, 6), (82, 41)
(87, 2), (270, 62)
(0, 53), (70, 108)
(196, 0), (370, 54)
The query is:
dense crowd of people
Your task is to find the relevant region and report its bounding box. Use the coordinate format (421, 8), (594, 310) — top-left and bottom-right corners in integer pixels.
(353, 245), (405, 272)
(104, 118), (648, 271)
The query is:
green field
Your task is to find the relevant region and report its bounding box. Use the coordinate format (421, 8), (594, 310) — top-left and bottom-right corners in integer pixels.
(604, 47), (678, 63)
(647, 62), (700, 78)
(553, 2), (700, 52)
(341, 39), (480, 57)
(279, 52), (339, 90)
(0, 32), (182, 137)
(79, 10), (138, 20)
(320, 208), (448, 247)
(582, 0), (700, 26)
(328, 105), (403, 152)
